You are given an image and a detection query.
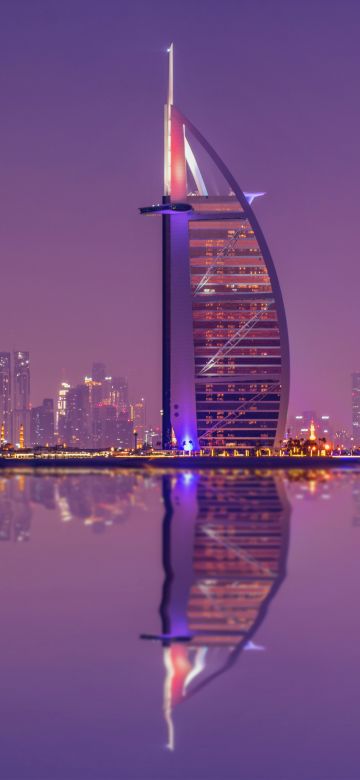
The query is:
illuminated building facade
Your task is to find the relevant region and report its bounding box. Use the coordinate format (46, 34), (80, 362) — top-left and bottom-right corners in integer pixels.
(141, 46), (289, 450)
(12, 350), (30, 446)
(352, 373), (360, 444)
(89, 371), (132, 448)
(63, 384), (91, 448)
(131, 398), (146, 447)
(0, 352), (11, 441)
(56, 382), (71, 442)
(111, 376), (129, 416)
(57, 368), (133, 449)
(30, 398), (54, 447)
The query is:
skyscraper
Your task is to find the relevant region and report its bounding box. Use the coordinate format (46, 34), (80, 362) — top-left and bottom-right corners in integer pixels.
(141, 46), (289, 451)
(131, 398), (146, 447)
(0, 352), (11, 441)
(91, 363), (106, 407)
(352, 373), (360, 444)
(56, 382), (71, 443)
(63, 384), (90, 448)
(111, 376), (129, 415)
(92, 362), (106, 383)
(12, 351), (30, 446)
(30, 398), (54, 447)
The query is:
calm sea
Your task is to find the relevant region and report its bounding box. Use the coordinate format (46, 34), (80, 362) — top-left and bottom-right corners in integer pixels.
(0, 468), (359, 780)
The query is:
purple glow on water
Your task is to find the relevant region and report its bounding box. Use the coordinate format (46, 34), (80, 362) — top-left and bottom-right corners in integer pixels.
(0, 469), (359, 780)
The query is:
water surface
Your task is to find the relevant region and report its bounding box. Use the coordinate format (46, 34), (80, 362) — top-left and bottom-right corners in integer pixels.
(0, 468), (359, 780)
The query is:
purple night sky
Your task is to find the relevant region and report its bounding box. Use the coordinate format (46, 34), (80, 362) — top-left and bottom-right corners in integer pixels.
(1, 0), (360, 426)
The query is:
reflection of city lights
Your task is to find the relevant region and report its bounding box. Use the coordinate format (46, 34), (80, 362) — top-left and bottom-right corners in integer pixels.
(0, 473), (153, 542)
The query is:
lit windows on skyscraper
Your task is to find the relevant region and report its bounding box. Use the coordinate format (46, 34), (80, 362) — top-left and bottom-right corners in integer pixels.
(63, 384), (91, 448)
(352, 373), (360, 443)
(31, 399), (54, 447)
(140, 46), (289, 451)
(0, 352), (11, 441)
(131, 398), (146, 447)
(13, 351), (30, 446)
(57, 382), (71, 443)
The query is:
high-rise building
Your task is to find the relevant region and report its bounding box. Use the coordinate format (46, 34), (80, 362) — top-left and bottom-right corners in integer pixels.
(131, 398), (146, 447)
(0, 352), (11, 441)
(12, 351), (30, 446)
(140, 46), (289, 451)
(116, 413), (133, 449)
(56, 382), (71, 443)
(91, 363), (106, 407)
(92, 404), (117, 448)
(111, 376), (129, 415)
(91, 369), (131, 448)
(63, 384), (90, 448)
(352, 373), (360, 444)
(92, 362), (106, 383)
(30, 398), (54, 447)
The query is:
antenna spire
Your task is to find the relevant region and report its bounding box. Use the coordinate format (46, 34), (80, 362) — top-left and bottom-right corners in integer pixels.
(168, 43), (174, 106)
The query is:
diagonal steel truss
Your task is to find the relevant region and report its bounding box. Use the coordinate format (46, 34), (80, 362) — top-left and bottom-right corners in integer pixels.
(198, 381), (280, 441)
(193, 229), (245, 295)
(199, 299), (275, 376)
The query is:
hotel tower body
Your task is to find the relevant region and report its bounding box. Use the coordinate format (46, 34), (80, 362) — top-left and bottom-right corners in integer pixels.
(141, 47), (289, 451)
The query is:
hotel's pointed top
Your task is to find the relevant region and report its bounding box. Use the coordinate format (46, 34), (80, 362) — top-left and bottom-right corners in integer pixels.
(167, 43), (174, 106)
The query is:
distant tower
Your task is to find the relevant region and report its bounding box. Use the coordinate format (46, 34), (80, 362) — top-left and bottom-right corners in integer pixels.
(19, 423), (25, 449)
(131, 398), (146, 447)
(56, 382), (71, 443)
(30, 399), (55, 447)
(111, 377), (129, 415)
(92, 362), (106, 383)
(0, 352), (11, 441)
(309, 420), (316, 441)
(0, 422), (5, 446)
(12, 351), (30, 446)
(352, 373), (360, 444)
(63, 384), (91, 448)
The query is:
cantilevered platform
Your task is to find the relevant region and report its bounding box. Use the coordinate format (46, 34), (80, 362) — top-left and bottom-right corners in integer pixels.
(139, 202), (193, 215)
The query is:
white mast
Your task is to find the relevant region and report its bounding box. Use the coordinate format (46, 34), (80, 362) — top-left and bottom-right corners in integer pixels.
(168, 43), (174, 106)
(164, 44), (174, 196)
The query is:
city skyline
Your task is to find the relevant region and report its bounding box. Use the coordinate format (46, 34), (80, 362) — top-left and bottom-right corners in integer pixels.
(0, 349), (156, 449)
(1, 344), (358, 447)
(2, 1), (360, 427)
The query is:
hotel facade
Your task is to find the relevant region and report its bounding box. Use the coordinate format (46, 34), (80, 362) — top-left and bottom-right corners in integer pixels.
(141, 46), (289, 451)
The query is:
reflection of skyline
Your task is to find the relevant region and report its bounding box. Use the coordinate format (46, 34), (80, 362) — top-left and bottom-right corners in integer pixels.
(284, 468), (360, 512)
(142, 471), (291, 751)
(0, 471), (147, 540)
(1, 467), (358, 546)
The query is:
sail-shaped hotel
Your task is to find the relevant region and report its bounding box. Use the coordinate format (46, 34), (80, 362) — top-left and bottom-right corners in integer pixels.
(141, 45), (289, 451)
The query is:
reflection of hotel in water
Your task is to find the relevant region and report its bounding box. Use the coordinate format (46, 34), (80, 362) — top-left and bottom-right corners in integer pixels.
(0, 472), (145, 540)
(142, 472), (291, 750)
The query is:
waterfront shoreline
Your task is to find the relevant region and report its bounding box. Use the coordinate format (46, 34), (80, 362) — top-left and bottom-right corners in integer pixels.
(0, 455), (359, 470)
